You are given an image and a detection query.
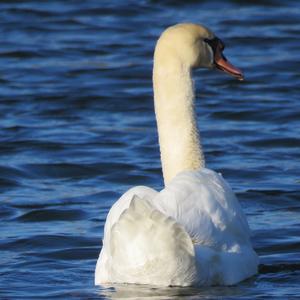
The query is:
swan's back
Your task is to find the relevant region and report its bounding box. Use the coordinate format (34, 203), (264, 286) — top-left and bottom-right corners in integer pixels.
(155, 169), (251, 249)
(95, 169), (258, 286)
(154, 169), (258, 285)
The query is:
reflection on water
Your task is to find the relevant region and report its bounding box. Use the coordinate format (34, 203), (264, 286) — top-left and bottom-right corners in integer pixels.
(0, 0), (300, 299)
(98, 283), (250, 300)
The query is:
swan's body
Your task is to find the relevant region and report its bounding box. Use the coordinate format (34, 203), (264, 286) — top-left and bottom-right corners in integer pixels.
(95, 23), (258, 286)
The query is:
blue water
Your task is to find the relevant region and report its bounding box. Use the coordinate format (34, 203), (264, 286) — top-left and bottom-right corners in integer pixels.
(1, 0), (300, 299)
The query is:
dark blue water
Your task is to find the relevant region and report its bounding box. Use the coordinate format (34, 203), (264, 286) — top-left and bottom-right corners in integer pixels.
(1, 0), (300, 299)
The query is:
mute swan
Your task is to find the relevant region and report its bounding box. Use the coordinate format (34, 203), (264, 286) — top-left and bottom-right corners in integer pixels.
(95, 23), (258, 287)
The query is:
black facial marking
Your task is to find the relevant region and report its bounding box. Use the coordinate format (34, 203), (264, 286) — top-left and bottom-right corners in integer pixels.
(204, 37), (225, 53)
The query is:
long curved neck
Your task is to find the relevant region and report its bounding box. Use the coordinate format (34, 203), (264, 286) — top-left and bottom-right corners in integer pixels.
(153, 57), (205, 185)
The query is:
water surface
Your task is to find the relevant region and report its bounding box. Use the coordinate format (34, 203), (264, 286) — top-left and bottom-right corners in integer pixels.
(0, 0), (300, 299)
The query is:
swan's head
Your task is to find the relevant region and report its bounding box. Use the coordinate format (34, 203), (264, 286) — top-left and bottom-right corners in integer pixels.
(155, 23), (243, 80)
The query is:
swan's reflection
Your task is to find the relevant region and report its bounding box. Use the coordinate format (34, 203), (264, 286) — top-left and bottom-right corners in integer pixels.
(97, 283), (246, 299)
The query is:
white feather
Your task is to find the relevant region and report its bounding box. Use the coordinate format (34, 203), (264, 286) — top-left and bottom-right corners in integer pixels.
(95, 169), (258, 286)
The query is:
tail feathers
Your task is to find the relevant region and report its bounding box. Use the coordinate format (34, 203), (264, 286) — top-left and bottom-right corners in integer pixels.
(109, 195), (197, 286)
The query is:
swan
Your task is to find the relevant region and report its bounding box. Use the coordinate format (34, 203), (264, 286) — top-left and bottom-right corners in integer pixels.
(95, 23), (258, 287)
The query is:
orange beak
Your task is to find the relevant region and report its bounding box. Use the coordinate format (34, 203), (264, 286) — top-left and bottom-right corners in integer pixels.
(214, 45), (244, 81)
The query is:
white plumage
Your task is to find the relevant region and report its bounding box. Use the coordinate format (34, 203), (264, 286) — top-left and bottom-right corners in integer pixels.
(95, 23), (258, 286)
(95, 169), (258, 286)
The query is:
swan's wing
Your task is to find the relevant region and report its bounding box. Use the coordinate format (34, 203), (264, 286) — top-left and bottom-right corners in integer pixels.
(98, 195), (197, 286)
(102, 186), (158, 243)
(194, 243), (258, 286)
(154, 168), (252, 248)
(95, 185), (158, 284)
(152, 168), (258, 285)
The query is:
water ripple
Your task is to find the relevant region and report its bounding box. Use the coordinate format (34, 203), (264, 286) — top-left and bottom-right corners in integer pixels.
(1, 0), (300, 298)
